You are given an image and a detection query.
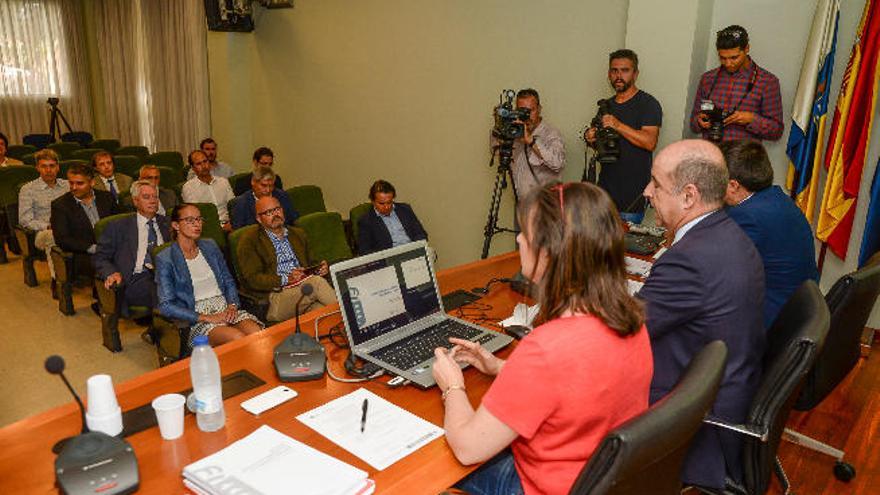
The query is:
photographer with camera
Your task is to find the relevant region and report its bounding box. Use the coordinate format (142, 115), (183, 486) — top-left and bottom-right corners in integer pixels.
(490, 88), (565, 200)
(689, 25), (783, 143)
(585, 49), (662, 223)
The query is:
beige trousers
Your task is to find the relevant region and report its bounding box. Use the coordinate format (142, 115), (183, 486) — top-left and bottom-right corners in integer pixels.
(266, 275), (337, 323)
(35, 230), (56, 279)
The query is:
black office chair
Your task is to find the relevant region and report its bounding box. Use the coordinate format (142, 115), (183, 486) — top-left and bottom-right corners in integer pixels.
(696, 280), (830, 495)
(781, 255), (880, 482)
(569, 340), (728, 495)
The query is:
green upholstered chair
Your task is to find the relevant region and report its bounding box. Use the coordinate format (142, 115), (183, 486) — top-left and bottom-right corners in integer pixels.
(228, 225), (271, 323)
(229, 172), (250, 193)
(348, 202), (372, 254)
(286, 185), (326, 217)
(6, 144), (37, 160)
(90, 139), (121, 153)
(294, 211), (353, 265)
(192, 202), (227, 252)
(115, 145), (150, 159)
(113, 155), (143, 179)
(23, 133), (53, 149)
(47, 141), (82, 160)
(147, 151), (185, 171)
(150, 242), (192, 366)
(0, 166), (39, 263)
(93, 213), (153, 352)
(70, 148), (104, 162)
(20, 153), (36, 165)
(59, 159), (88, 178)
(157, 166), (184, 189)
(61, 131), (93, 147)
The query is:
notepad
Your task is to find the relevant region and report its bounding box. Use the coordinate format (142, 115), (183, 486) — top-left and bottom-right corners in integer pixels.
(182, 425), (374, 495)
(297, 388), (445, 470)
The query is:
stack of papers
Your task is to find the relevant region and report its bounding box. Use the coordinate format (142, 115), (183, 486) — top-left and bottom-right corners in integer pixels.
(627, 279), (644, 296)
(624, 256), (653, 278)
(500, 302), (540, 329)
(182, 425), (375, 495)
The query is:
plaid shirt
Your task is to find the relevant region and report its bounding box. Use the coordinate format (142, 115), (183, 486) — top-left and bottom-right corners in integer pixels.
(265, 228), (301, 285)
(689, 59), (783, 141)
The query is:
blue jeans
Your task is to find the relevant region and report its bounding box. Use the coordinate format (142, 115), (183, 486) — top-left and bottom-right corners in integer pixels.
(455, 450), (524, 495)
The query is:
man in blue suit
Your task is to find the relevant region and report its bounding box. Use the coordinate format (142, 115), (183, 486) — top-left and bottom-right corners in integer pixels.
(638, 139), (765, 490)
(94, 180), (171, 314)
(357, 180), (428, 255)
(230, 166), (298, 229)
(720, 140), (819, 328)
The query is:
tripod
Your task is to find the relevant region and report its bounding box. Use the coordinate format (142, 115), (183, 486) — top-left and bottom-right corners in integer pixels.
(47, 98), (73, 142)
(481, 142), (519, 259)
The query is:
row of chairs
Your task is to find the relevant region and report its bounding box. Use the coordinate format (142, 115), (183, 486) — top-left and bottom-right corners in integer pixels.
(8, 142), (185, 172)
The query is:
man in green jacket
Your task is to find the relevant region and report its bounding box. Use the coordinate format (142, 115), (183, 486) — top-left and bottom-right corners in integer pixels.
(236, 196), (337, 322)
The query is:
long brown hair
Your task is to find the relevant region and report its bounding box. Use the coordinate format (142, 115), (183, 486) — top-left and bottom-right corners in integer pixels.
(517, 182), (643, 336)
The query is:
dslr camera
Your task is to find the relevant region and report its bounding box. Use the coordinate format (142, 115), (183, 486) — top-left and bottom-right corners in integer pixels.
(493, 89), (531, 141)
(590, 99), (621, 163)
(700, 100), (728, 143)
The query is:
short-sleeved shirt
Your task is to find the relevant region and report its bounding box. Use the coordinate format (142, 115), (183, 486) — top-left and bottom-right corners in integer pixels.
(598, 90), (662, 214)
(482, 314), (653, 495)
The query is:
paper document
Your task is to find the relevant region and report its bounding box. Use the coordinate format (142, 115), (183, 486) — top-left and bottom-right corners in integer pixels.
(182, 425), (372, 495)
(500, 302), (540, 328)
(627, 279), (644, 296)
(625, 256), (653, 278)
(297, 388), (444, 470)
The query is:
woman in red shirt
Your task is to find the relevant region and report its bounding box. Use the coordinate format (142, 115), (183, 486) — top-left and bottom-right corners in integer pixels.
(433, 182), (653, 495)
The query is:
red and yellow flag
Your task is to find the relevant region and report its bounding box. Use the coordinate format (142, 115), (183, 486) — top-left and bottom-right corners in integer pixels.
(818, 0), (880, 259)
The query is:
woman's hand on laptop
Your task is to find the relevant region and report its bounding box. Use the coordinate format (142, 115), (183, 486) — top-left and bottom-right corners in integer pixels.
(446, 338), (505, 376)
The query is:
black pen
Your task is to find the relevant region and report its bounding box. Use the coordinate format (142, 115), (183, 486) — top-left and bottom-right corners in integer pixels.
(360, 398), (369, 433)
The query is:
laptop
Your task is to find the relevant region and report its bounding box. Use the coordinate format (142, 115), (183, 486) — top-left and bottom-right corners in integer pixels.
(330, 240), (513, 388)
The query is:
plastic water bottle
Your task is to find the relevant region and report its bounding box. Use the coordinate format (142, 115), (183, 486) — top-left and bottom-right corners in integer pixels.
(189, 335), (225, 432)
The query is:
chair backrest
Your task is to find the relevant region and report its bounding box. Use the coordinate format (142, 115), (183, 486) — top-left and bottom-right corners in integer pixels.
(349, 202), (372, 246)
(94, 213), (135, 241)
(0, 166), (40, 207)
(23, 134), (54, 149)
(115, 145), (150, 159)
(147, 151), (185, 171)
(157, 166), (184, 188)
(113, 155), (143, 179)
(21, 153), (36, 165)
(90, 139), (121, 152)
(795, 256), (880, 410)
(741, 280), (830, 494)
(47, 141), (82, 160)
(6, 144), (37, 160)
(229, 172), (251, 192)
(60, 159), (88, 178)
(568, 341), (728, 495)
(287, 185), (326, 216)
(70, 148), (104, 162)
(192, 202), (227, 251)
(294, 211), (353, 264)
(61, 131), (94, 146)
(228, 224), (259, 285)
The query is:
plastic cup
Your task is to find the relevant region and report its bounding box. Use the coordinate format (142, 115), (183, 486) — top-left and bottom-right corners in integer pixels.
(152, 393), (186, 440)
(86, 374), (119, 416)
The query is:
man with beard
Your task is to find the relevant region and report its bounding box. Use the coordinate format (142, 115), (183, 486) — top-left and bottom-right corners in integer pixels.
(586, 49), (662, 223)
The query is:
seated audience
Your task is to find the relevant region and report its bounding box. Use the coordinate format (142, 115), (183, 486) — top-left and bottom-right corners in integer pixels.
(432, 182), (652, 495)
(230, 166), (298, 229)
(638, 139), (765, 489)
(91, 151), (133, 205)
(720, 140), (819, 328)
(237, 196), (336, 321)
(357, 179), (428, 255)
(94, 180), (170, 315)
(0, 132), (23, 167)
(233, 147), (284, 195)
(51, 162), (120, 256)
(139, 164), (178, 216)
(19, 149), (68, 281)
(156, 203), (263, 346)
(187, 138), (234, 179)
(181, 150), (235, 232)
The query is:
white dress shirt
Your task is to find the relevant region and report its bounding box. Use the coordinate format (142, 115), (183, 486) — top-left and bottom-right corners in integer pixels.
(181, 175), (235, 223)
(672, 210), (718, 245)
(134, 213), (165, 273)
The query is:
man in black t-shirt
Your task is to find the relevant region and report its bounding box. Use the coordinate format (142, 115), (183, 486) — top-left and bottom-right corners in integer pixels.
(586, 49), (662, 223)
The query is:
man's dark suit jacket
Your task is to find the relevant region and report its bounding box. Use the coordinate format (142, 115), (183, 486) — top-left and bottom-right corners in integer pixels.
(50, 190), (119, 253)
(94, 213), (171, 284)
(236, 225), (311, 294)
(638, 209), (765, 489)
(726, 185), (819, 328)
(357, 203), (427, 255)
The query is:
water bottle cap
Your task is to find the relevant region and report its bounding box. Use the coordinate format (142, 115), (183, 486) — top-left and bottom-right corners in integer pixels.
(193, 335), (209, 346)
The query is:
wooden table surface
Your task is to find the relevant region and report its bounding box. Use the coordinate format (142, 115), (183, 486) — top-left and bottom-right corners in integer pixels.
(0, 251), (526, 494)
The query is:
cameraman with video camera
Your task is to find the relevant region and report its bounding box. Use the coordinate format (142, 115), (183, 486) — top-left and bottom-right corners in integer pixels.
(585, 49), (662, 223)
(689, 25), (783, 143)
(490, 88), (566, 200)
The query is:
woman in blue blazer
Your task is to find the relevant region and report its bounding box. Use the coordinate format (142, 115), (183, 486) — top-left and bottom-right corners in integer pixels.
(156, 203), (263, 346)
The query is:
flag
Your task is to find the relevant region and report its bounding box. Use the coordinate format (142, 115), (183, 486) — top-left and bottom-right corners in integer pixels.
(786, 0), (840, 222)
(858, 157), (880, 266)
(818, 0), (880, 259)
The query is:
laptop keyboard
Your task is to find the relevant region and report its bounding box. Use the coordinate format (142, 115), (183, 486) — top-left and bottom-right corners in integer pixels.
(369, 320), (496, 371)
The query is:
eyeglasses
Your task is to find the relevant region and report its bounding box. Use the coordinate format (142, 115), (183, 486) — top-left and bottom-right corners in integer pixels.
(178, 216), (204, 225)
(257, 206), (282, 216)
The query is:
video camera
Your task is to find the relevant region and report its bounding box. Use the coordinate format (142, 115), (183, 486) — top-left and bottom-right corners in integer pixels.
(493, 89), (531, 141)
(700, 100), (728, 143)
(590, 99), (621, 163)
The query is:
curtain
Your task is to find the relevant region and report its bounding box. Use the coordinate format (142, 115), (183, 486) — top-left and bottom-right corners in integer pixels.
(0, 0), (93, 144)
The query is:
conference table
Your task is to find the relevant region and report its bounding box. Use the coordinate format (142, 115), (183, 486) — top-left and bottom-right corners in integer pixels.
(0, 251), (527, 494)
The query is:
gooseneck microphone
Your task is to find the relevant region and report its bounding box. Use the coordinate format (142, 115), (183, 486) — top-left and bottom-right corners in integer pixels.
(45, 355), (87, 434)
(293, 283), (314, 335)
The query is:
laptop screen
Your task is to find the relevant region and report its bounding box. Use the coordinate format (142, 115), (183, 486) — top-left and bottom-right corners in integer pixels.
(333, 243), (441, 347)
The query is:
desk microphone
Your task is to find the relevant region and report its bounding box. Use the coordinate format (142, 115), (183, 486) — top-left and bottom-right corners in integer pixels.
(45, 355), (140, 495)
(274, 283), (327, 382)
